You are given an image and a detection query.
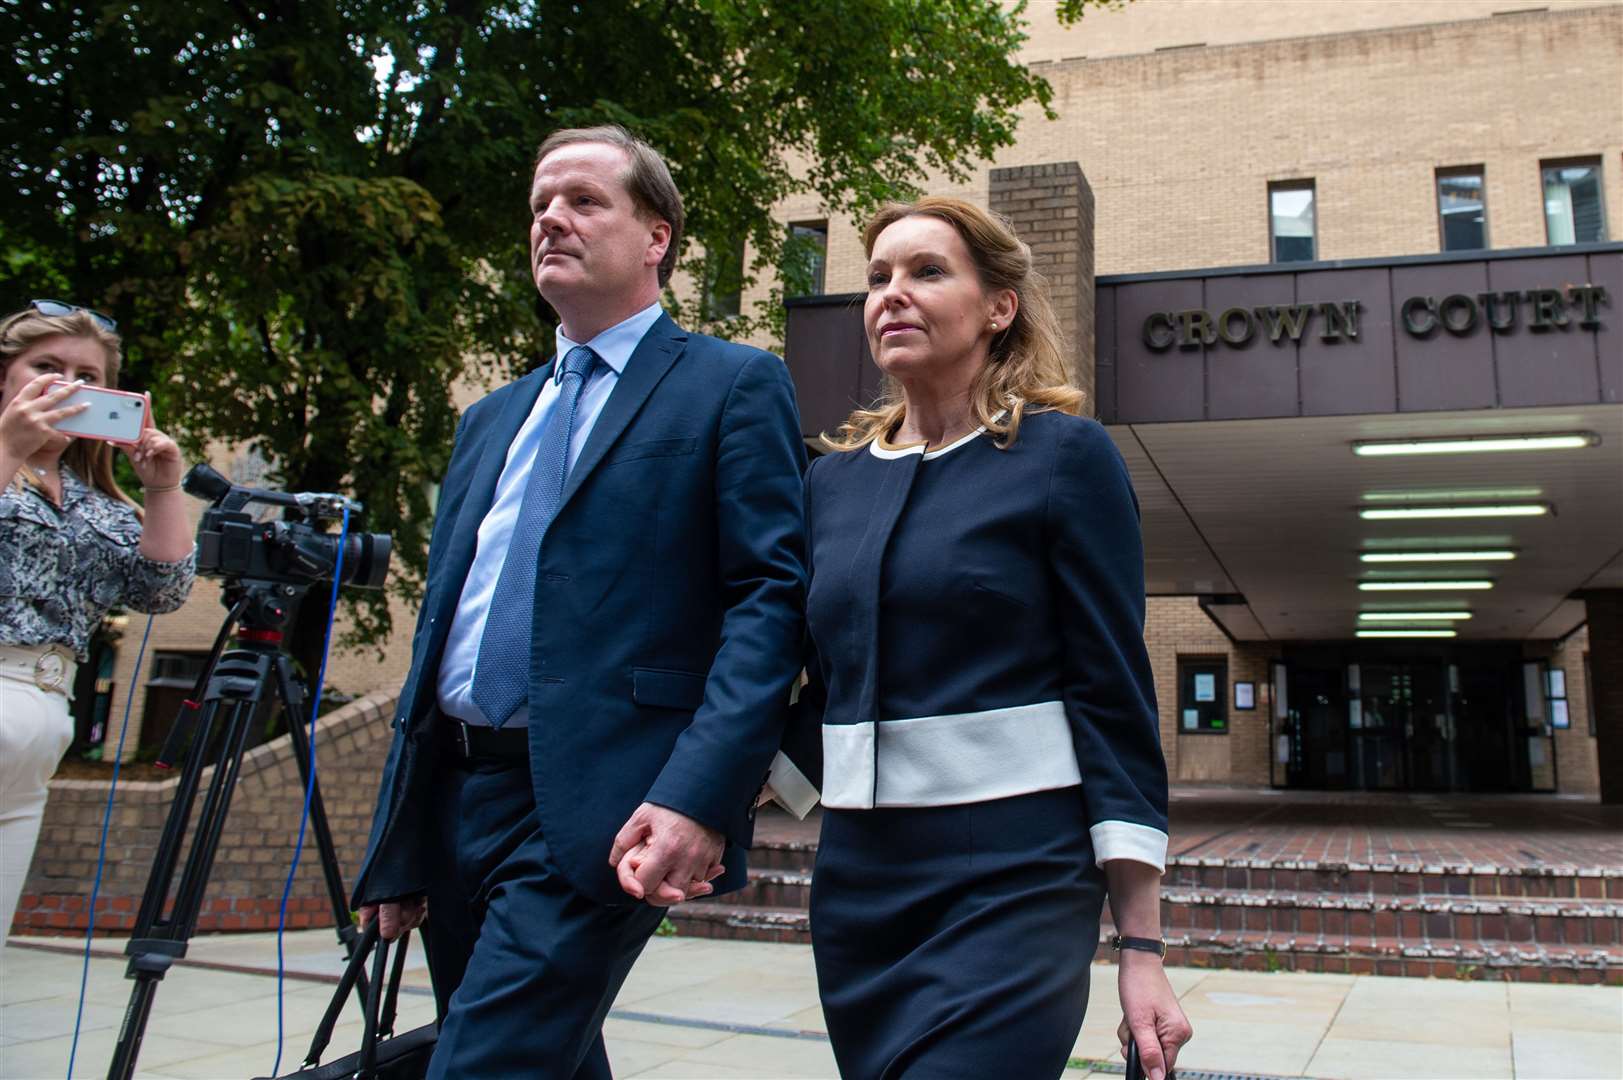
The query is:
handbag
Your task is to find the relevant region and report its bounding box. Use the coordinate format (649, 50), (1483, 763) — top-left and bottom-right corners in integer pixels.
(255, 921), (437, 1079)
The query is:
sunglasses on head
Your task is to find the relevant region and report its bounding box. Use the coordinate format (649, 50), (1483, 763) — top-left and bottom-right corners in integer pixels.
(30, 298), (118, 332)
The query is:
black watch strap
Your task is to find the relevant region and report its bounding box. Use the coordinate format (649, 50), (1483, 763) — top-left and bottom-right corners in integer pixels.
(1111, 934), (1167, 959)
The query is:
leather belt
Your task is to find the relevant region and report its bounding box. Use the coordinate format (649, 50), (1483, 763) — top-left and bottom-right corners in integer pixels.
(450, 719), (530, 763)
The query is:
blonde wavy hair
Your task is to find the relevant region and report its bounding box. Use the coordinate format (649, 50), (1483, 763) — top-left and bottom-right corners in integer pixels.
(0, 305), (138, 509)
(823, 196), (1083, 452)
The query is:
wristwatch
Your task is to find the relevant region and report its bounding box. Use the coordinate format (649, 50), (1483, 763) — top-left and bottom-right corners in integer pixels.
(1110, 934), (1167, 959)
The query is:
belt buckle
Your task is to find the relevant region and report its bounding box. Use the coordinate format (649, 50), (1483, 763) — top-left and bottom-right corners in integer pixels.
(456, 720), (474, 758)
(33, 647), (71, 696)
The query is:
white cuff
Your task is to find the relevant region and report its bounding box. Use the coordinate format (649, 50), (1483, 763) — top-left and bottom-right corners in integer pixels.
(1089, 820), (1168, 873)
(766, 750), (820, 820)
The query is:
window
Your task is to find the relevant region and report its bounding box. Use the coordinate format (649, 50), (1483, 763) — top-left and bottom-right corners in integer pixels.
(702, 235), (746, 320)
(1542, 158), (1607, 244)
(1436, 167), (1488, 251)
(1177, 658), (1228, 734)
(784, 221), (828, 297)
(140, 650), (212, 756)
(1268, 181), (1316, 262)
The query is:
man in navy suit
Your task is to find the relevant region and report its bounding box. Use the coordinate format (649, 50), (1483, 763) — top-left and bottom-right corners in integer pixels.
(350, 125), (808, 1078)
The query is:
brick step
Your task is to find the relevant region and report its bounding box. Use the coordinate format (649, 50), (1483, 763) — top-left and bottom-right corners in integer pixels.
(1161, 929), (1623, 985)
(1157, 888), (1621, 948)
(666, 904), (1622, 984)
(746, 842), (817, 874)
(1163, 858), (1622, 901)
(666, 903), (811, 945)
(689, 868), (812, 910)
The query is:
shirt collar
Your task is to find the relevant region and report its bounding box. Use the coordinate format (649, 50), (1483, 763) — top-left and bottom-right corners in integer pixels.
(553, 300), (665, 383)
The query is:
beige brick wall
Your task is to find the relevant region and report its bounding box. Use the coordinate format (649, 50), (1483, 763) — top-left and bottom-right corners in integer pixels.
(1548, 625), (1602, 795)
(772, 4), (1623, 287)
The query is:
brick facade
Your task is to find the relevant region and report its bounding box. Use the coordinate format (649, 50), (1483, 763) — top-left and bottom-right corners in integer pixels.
(987, 162), (1097, 409)
(15, 693), (397, 935)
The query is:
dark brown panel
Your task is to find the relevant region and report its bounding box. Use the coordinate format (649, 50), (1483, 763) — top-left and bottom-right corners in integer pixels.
(1095, 285), (1118, 422)
(1115, 279), (1205, 422)
(1586, 251), (1623, 404)
(1392, 261), (1495, 412)
(1489, 255), (1601, 408)
(1204, 275), (1301, 420)
(1296, 268), (1397, 416)
(785, 300), (872, 440)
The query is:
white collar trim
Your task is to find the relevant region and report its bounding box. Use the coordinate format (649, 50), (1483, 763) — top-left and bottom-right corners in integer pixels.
(868, 426), (986, 461)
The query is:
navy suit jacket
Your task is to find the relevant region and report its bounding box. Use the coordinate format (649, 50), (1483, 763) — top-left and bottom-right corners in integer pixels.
(352, 313), (808, 908)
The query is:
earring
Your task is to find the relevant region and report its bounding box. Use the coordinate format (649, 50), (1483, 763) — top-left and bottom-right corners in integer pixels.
(987, 321), (999, 332)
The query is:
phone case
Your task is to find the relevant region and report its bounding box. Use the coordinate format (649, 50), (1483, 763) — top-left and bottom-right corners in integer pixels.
(51, 383), (146, 443)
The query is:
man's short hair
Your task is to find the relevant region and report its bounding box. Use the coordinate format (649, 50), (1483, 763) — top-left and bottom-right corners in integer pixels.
(536, 125), (685, 288)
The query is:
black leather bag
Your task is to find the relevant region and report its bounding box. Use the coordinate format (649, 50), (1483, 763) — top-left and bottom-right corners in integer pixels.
(256, 922), (437, 1080)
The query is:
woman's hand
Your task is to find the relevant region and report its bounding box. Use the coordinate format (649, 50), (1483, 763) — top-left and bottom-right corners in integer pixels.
(0, 373), (86, 462)
(121, 396), (183, 490)
(1116, 951), (1192, 1080)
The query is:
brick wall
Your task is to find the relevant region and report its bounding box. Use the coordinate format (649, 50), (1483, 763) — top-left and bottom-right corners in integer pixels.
(15, 691), (398, 935)
(987, 162), (1097, 410)
(1144, 597), (1280, 786)
(767, 5), (1623, 289)
(1547, 625), (1602, 796)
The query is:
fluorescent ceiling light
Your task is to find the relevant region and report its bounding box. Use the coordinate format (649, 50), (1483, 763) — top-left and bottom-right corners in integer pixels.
(1360, 551), (1515, 563)
(1362, 488), (1541, 503)
(1358, 611), (1473, 621)
(1359, 505), (1549, 520)
(1359, 581), (1493, 591)
(1356, 629), (1458, 638)
(1352, 433), (1597, 456)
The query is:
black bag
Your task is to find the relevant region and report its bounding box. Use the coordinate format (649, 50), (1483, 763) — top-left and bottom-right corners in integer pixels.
(256, 921), (437, 1079)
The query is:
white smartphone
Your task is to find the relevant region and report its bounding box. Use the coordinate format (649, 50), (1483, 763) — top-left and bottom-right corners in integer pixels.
(50, 382), (148, 443)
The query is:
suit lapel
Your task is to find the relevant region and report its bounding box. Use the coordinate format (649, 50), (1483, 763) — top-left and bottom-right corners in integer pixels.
(429, 362), (552, 625)
(557, 314), (687, 510)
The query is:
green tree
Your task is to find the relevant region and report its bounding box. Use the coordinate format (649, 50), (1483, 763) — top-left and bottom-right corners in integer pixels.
(3, 0), (1112, 671)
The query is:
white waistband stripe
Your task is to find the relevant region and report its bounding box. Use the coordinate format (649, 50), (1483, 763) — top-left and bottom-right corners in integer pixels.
(821, 700), (1081, 810)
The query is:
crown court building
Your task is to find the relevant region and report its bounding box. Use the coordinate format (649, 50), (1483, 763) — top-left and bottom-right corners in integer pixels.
(70, 2), (1622, 805)
(770, 0), (1623, 801)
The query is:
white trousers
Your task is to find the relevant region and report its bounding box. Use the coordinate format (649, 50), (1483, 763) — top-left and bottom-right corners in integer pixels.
(0, 655), (75, 940)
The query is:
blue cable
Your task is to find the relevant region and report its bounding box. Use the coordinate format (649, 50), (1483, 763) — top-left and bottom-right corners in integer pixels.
(67, 612), (156, 1079)
(272, 505), (351, 1077)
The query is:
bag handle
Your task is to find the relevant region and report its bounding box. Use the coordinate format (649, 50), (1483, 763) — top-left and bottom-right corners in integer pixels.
(357, 929), (393, 1078)
(303, 921), (380, 1067)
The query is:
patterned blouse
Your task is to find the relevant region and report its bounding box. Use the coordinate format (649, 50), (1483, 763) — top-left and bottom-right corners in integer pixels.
(0, 465), (196, 660)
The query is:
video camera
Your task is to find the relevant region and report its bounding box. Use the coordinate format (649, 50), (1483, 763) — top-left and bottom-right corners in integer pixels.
(182, 463), (392, 590)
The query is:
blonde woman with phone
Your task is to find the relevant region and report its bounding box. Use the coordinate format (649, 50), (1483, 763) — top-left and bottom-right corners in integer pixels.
(0, 301), (195, 939)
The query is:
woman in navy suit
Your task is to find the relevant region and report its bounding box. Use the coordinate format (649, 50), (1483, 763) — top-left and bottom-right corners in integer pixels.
(771, 197), (1192, 1079)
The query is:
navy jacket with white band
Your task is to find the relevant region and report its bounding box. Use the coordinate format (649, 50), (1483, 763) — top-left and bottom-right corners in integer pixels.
(770, 410), (1169, 871)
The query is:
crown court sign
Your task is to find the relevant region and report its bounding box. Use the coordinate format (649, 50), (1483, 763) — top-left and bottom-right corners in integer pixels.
(1095, 244), (1623, 423)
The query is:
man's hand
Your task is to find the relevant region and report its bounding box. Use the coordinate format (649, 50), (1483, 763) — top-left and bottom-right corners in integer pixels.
(358, 895), (428, 941)
(608, 803), (725, 906)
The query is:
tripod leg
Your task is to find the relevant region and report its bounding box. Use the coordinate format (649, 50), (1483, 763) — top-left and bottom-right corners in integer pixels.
(109, 692), (259, 1080)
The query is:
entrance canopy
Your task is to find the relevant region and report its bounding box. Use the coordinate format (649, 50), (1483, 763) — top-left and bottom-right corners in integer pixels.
(783, 244), (1622, 642)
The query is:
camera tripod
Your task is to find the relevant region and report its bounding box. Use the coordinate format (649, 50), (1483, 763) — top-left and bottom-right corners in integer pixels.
(108, 581), (366, 1080)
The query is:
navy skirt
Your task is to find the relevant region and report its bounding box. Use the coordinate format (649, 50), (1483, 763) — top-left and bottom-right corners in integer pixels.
(810, 786), (1107, 1080)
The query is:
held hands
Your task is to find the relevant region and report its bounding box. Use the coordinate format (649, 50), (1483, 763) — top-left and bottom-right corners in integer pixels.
(609, 803), (725, 906)
(121, 393), (183, 490)
(1116, 951), (1193, 1080)
(0, 373), (87, 460)
(358, 895), (428, 942)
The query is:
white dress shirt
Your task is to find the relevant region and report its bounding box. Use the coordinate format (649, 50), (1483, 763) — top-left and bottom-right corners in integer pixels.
(437, 301), (666, 727)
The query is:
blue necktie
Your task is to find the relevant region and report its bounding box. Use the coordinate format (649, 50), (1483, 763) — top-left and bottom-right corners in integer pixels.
(471, 344), (599, 728)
